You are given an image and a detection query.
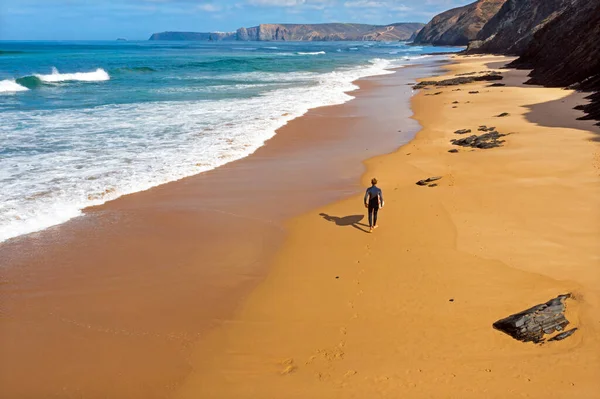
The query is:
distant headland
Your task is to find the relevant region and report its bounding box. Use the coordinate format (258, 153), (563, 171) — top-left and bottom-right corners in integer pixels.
(149, 23), (425, 42)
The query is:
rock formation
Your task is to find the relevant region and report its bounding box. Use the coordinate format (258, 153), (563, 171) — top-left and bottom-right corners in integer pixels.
(413, 0), (507, 46)
(508, 0), (600, 124)
(150, 23), (424, 42)
(493, 294), (575, 343)
(467, 0), (571, 55)
(149, 31), (236, 41)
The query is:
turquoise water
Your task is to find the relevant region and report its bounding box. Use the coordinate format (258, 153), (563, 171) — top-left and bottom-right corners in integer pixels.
(0, 40), (457, 242)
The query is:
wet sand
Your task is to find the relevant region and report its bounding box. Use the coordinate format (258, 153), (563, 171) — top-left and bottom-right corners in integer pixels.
(174, 56), (600, 398)
(0, 62), (440, 397)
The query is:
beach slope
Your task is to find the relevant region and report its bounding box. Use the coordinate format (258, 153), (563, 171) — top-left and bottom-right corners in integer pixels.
(175, 55), (600, 398)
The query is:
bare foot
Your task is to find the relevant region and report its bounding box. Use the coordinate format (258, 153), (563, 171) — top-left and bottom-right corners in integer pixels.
(369, 227), (373, 233)
(374, 225), (379, 229)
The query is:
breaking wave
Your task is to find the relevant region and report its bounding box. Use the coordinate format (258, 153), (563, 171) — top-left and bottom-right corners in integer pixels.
(34, 67), (110, 82)
(0, 79), (29, 93)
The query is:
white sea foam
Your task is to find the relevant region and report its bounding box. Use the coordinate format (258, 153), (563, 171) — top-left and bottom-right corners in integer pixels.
(0, 79), (29, 93)
(0, 57), (413, 242)
(35, 67), (110, 82)
(297, 51), (326, 55)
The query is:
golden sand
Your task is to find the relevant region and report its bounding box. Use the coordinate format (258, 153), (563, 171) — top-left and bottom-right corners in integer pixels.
(175, 55), (600, 398)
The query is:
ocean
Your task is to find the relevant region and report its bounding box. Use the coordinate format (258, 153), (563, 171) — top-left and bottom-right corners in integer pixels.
(0, 40), (456, 242)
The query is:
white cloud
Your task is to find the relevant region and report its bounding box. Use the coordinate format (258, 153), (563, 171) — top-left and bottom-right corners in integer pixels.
(246, 0), (307, 6)
(344, 0), (411, 11)
(197, 3), (221, 11)
(344, 0), (386, 7)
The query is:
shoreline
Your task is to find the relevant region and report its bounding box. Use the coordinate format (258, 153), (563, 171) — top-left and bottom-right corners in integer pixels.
(0, 56), (432, 245)
(174, 55), (600, 398)
(0, 59), (445, 398)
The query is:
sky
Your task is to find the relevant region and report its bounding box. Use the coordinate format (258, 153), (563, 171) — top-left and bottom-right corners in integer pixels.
(0, 0), (473, 40)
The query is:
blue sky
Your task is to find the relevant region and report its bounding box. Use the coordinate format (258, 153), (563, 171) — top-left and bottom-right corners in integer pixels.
(0, 0), (472, 40)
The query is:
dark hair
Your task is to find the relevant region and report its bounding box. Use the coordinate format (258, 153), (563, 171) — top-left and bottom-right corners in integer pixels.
(371, 178), (377, 185)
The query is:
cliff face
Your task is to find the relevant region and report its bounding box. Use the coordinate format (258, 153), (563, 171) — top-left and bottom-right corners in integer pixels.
(150, 23), (424, 42)
(467, 0), (572, 55)
(413, 0), (506, 46)
(509, 0), (600, 124)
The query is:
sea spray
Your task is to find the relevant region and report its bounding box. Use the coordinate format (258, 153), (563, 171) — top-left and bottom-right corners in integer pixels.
(0, 79), (29, 93)
(34, 67), (110, 82)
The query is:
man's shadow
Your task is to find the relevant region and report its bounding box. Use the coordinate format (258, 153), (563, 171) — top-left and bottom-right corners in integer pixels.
(319, 213), (370, 233)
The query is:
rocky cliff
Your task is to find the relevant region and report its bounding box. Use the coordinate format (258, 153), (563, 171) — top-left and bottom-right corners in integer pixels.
(467, 0), (571, 55)
(413, 0), (506, 46)
(149, 31), (236, 41)
(150, 23), (424, 42)
(508, 0), (600, 124)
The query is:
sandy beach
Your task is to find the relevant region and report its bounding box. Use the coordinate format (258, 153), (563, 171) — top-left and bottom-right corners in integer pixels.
(1, 54), (599, 398)
(0, 61), (437, 397)
(174, 55), (600, 398)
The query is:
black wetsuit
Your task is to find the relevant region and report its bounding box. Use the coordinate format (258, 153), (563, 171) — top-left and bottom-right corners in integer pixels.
(364, 186), (383, 227)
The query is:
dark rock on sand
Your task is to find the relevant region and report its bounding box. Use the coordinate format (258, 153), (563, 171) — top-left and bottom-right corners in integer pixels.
(416, 176), (442, 186)
(496, 112), (510, 117)
(548, 328), (578, 342)
(469, 91), (480, 94)
(478, 125), (496, 132)
(493, 294), (574, 343)
(451, 131), (507, 149)
(448, 149), (459, 153)
(413, 73), (502, 89)
(452, 101), (459, 104)
(488, 83), (506, 87)
(455, 129), (472, 134)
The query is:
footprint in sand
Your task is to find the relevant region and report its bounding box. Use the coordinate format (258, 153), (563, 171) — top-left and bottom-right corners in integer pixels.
(280, 358), (297, 374)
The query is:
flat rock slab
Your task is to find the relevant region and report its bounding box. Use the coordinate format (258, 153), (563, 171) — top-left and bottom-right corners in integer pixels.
(451, 131), (507, 149)
(496, 112), (510, 117)
(416, 176), (442, 186)
(455, 129), (472, 134)
(493, 294), (575, 343)
(413, 73), (503, 89)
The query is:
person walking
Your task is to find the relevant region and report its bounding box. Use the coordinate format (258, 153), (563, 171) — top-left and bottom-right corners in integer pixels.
(364, 178), (384, 233)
